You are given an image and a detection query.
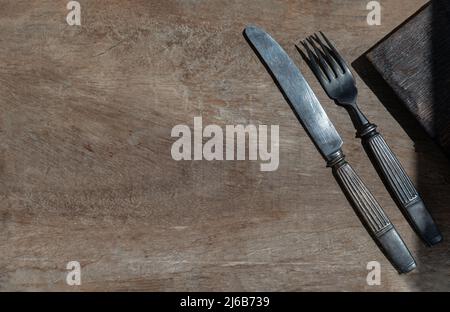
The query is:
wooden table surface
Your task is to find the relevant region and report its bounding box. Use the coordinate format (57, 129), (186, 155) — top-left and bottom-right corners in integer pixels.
(1, 0), (449, 291)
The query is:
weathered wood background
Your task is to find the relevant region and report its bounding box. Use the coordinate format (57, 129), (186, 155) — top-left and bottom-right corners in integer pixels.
(0, 0), (448, 291)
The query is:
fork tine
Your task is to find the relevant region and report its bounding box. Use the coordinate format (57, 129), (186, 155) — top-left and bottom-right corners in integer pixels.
(311, 33), (342, 76)
(305, 37), (335, 81)
(319, 31), (351, 74)
(298, 41), (330, 84)
(295, 43), (313, 69)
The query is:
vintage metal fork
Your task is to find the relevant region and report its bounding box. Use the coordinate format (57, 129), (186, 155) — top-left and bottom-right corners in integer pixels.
(298, 32), (442, 246)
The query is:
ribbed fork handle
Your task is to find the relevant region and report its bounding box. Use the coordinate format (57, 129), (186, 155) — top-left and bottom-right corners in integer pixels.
(359, 124), (442, 246)
(329, 151), (416, 273)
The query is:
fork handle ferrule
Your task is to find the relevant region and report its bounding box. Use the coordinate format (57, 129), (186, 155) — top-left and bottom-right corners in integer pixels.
(328, 149), (416, 273)
(358, 127), (442, 246)
(356, 122), (378, 139)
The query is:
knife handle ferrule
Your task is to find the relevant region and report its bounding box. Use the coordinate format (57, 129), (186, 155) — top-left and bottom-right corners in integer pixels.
(330, 151), (416, 273)
(358, 124), (442, 246)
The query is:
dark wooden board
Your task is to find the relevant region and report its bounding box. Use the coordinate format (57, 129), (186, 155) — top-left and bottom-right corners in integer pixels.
(367, 1), (450, 156)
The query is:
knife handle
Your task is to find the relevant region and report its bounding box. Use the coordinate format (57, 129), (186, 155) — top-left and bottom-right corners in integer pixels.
(328, 151), (416, 273)
(358, 124), (442, 246)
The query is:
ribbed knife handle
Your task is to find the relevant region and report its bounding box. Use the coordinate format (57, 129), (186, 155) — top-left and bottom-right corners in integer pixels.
(359, 125), (442, 246)
(329, 151), (416, 273)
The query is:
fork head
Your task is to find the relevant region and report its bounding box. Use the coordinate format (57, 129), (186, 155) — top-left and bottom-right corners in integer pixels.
(297, 32), (358, 107)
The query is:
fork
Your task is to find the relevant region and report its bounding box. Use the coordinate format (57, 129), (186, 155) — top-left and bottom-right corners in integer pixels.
(298, 32), (442, 246)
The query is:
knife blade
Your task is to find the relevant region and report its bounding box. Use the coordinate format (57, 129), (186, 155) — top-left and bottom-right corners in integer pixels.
(244, 25), (416, 273)
(245, 25), (342, 162)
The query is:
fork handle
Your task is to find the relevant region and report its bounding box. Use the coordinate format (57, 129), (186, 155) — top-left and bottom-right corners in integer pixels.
(328, 151), (416, 273)
(358, 124), (442, 246)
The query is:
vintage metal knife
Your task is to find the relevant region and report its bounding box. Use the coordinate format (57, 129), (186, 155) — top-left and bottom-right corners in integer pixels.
(244, 25), (416, 273)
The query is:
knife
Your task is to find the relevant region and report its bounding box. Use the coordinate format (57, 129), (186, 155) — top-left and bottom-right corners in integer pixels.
(244, 25), (416, 273)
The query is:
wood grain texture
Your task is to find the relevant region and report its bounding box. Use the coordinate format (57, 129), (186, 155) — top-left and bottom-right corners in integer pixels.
(0, 0), (449, 291)
(367, 1), (450, 156)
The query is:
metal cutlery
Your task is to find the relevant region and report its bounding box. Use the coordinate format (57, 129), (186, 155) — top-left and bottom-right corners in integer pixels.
(245, 26), (416, 273)
(298, 32), (442, 246)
